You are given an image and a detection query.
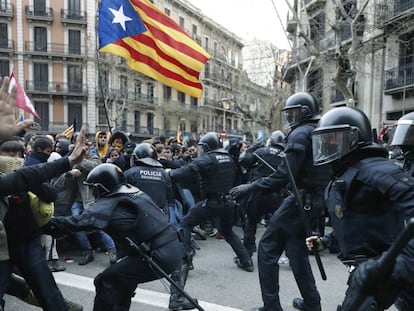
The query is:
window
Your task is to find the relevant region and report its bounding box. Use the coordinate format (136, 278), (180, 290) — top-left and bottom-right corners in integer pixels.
(121, 109), (127, 131)
(164, 8), (170, 16)
(163, 116), (170, 132)
(147, 112), (154, 135)
(33, 62), (48, 91)
(98, 106), (107, 125)
(134, 110), (141, 133)
(34, 101), (49, 130)
(100, 69), (109, 97)
(163, 85), (171, 100)
(190, 121), (197, 133)
(0, 0), (8, 12)
(34, 0), (46, 15)
(178, 91), (185, 104)
(68, 103), (82, 128)
(67, 64), (83, 92)
(204, 37), (209, 50)
(68, 0), (80, 16)
(120, 75), (128, 97)
(134, 80), (142, 99)
(191, 97), (198, 109)
(34, 27), (47, 52)
(0, 23), (7, 49)
(179, 17), (184, 28)
(68, 30), (81, 54)
(147, 82), (154, 103)
(0, 59), (9, 77)
(192, 24), (197, 39)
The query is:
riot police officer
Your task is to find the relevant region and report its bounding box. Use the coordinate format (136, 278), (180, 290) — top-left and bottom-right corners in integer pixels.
(231, 92), (331, 311)
(170, 132), (253, 270)
(239, 130), (286, 256)
(308, 107), (414, 311)
(45, 164), (183, 311)
(124, 142), (175, 215)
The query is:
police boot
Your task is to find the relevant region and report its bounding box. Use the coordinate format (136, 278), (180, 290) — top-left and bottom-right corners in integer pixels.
(78, 249), (94, 265)
(251, 307), (283, 311)
(292, 298), (321, 311)
(168, 294), (198, 310)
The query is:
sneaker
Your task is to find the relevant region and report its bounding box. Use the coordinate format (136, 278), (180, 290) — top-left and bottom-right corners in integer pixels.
(64, 299), (83, 311)
(78, 250), (94, 265)
(20, 290), (40, 306)
(192, 226), (207, 240)
(47, 259), (66, 272)
(234, 257), (254, 272)
(107, 248), (117, 265)
(278, 256), (289, 264)
(216, 232), (224, 240)
(292, 298), (321, 311)
(207, 227), (218, 237)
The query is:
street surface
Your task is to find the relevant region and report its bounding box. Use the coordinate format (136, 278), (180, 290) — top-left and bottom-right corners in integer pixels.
(4, 225), (397, 310)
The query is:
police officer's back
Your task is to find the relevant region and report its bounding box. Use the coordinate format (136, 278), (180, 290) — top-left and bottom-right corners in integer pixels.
(124, 143), (174, 215)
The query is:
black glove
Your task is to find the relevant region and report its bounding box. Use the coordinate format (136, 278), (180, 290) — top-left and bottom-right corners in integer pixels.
(229, 184), (253, 201)
(42, 218), (71, 239)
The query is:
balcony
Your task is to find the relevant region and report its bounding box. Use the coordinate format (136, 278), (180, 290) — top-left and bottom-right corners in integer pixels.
(25, 5), (53, 23)
(0, 2), (14, 19)
(0, 39), (13, 53)
(60, 9), (87, 25)
(24, 41), (86, 59)
(202, 71), (231, 89)
(376, 0), (414, 28)
(384, 63), (414, 95)
(127, 92), (158, 109)
(25, 80), (88, 96)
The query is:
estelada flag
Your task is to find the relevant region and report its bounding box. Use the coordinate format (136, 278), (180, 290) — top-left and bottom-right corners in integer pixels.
(98, 0), (210, 98)
(8, 72), (40, 119)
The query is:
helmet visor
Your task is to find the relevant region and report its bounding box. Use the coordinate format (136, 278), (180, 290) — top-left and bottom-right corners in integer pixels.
(312, 125), (359, 166)
(390, 121), (414, 146)
(282, 106), (302, 134)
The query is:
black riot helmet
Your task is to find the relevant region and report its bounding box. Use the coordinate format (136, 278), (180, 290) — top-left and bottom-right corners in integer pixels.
(281, 92), (320, 134)
(133, 143), (161, 167)
(84, 163), (126, 198)
(266, 130), (286, 149)
(197, 132), (222, 156)
(390, 112), (414, 153)
(312, 107), (373, 166)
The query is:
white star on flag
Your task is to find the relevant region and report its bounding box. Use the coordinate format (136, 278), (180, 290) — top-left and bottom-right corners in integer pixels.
(109, 5), (132, 32)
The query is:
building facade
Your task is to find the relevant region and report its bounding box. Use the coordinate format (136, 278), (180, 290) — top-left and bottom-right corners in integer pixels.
(0, 0), (276, 142)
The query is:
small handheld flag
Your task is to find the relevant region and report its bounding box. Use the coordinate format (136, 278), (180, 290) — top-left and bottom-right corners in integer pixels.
(9, 73), (40, 119)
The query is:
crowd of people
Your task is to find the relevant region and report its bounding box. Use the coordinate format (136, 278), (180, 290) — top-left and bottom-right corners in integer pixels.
(1, 73), (414, 311)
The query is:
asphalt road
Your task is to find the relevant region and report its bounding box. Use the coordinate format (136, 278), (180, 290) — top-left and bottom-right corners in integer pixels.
(4, 225), (398, 311)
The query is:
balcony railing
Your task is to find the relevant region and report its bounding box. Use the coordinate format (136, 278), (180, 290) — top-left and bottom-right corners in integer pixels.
(0, 39), (13, 52)
(25, 80), (88, 95)
(24, 41), (86, 58)
(0, 2), (14, 18)
(60, 9), (87, 25)
(376, 0), (414, 24)
(25, 5), (53, 22)
(384, 63), (414, 94)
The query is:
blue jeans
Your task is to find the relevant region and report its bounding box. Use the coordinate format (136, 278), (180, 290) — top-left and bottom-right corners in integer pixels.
(71, 201), (115, 251)
(8, 237), (67, 310)
(169, 201), (184, 231)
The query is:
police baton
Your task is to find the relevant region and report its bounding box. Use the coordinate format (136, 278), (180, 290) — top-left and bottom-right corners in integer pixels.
(253, 152), (327, 281)
(339, 217), (414, 311)
(126, 237), (205, 311)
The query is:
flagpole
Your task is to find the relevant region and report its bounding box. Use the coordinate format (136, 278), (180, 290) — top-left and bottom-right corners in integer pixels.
(96, 50), (113, 136)
(95, 2), (112, 135)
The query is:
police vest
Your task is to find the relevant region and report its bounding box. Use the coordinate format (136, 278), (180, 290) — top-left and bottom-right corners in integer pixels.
(326, 157), (412, 260)
(85, 189), (170, 244)
(202, 151), (237, 196)
(125, 166), (169, 209)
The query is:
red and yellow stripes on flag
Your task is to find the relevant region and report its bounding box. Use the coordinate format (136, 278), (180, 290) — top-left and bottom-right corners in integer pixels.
(62, 124), (74, 139)
(99, 0), (210, 98)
